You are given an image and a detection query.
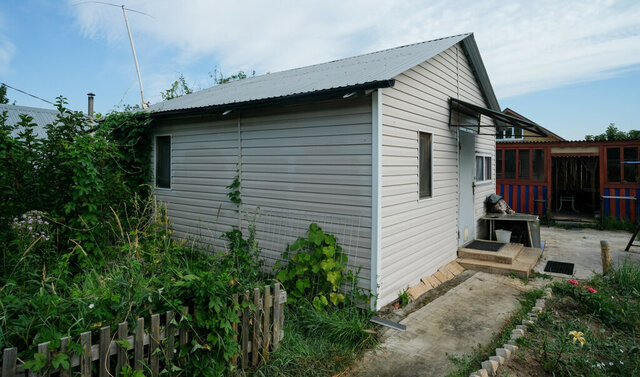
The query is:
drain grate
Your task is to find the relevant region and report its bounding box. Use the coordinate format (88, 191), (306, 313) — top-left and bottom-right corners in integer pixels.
(465, 240), (505, 252)
(544, 261), (575, 275)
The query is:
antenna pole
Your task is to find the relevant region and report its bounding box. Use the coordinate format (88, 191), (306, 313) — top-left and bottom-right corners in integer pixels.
(121, 5), (148, 108)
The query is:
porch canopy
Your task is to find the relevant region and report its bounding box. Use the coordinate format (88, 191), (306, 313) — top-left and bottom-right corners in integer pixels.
(449, 98), (548, 137)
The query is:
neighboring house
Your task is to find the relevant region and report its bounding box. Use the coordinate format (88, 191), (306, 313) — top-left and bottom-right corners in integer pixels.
(0, 103), (59, 139)
(147, 33), (543, 308)
(497, 108), (565, 143)
(496, 115), (640, 221)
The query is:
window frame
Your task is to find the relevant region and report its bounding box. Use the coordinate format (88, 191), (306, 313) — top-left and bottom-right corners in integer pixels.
(418, 131), (433, 201)
(154, 134), (172, 190)
(496, 126), (524, 141)
(475, 153), (492, 184)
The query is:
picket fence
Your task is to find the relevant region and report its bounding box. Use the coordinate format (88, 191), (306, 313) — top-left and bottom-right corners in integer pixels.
(1, 284), (286, 377)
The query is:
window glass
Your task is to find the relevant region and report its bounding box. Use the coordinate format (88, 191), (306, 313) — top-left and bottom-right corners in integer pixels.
(607, 147), (621, 182)
(504, 150), (516, 179)
(156, 136), (171, 188)
(475, 156), (483, 181)
(496, 150), (503, 179)
(484, 156), (492, 181)
(518, 150), (530, 179)
(419, 132), (432, 198)
(514, 127), (523, 139)
(624, 147), (638, 183)
(532, 149), (545, 181)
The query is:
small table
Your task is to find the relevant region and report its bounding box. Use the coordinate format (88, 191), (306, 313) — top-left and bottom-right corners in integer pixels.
(482, 213), (540, 248)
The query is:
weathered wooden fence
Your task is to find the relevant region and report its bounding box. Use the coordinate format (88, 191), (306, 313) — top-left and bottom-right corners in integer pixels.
(1, 285), (285, 377)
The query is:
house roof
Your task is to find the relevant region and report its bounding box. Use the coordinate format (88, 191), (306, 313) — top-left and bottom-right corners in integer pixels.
(148, 33), (500, 115)
(0, 103), (59, 139)
(502, 108), (566, 141)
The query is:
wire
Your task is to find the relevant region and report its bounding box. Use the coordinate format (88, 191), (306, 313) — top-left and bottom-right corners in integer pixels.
(72, 1), (155, 18)
(0, 82), (55, 105)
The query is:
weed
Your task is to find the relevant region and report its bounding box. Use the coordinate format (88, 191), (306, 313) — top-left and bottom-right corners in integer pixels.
(398, 288), (410, 308)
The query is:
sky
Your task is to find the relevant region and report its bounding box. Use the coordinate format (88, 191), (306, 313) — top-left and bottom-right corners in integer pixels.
(1, 0), (639, 140)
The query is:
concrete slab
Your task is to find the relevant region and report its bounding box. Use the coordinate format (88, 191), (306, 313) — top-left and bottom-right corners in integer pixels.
(346, 272), (543, 377)
(534, 226), (640, 280)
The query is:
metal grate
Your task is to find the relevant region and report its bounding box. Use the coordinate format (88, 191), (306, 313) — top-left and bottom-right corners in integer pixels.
(465, 240), (505, 252)
(544, 261), (575, 275)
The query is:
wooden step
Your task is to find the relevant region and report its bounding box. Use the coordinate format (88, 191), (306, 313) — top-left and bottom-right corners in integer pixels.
(458, 241), (524, 265)
(457, 247), (542, 279)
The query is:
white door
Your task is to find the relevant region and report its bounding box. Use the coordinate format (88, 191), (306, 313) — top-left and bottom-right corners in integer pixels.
(458, 130), (475, 246)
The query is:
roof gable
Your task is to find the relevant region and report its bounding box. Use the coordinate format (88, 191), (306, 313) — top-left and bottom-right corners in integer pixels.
(148, 33), (487, 114)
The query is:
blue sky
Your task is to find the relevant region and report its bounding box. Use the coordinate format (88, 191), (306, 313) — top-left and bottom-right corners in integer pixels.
(1, 0), (639, 140)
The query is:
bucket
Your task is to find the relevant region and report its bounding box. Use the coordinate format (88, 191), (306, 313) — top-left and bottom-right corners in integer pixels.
(495, 229), (512, 243)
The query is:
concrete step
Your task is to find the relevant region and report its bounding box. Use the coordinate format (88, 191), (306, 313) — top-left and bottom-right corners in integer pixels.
(457, 247), (542, 278)
(458, 241), (524, 265)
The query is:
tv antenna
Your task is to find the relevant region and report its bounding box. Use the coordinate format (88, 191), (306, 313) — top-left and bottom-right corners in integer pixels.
(74, 2), (153, 108)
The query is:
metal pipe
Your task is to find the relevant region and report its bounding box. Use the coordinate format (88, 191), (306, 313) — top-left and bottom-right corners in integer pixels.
(87, 92), (95, 123)
(122, 5), (147, 109)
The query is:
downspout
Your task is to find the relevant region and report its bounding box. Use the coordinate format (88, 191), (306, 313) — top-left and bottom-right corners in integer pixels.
(371, 90), (382, 310)
(237, 116), (243, 228)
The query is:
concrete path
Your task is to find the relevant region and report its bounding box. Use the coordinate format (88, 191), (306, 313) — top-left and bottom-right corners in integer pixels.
(535, 226), (640, 280)
(347, 271), (540, 377)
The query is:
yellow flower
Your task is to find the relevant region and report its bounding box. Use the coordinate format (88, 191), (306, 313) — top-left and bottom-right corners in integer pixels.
(569, 331), (586, 347)
(94, 322), (102, 328)
(202, 344), (211, 351)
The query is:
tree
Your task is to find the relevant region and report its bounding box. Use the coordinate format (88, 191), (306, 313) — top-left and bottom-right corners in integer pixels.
(0, 84), (9, 104)
(209, 67), (255, 85)
(585, 123), (640, 141)
(160, 74), (193, 101)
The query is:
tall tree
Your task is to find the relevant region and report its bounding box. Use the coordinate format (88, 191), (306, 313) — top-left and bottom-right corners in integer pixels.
(0, 84), (9, 104)
(585, 123), (640, 141)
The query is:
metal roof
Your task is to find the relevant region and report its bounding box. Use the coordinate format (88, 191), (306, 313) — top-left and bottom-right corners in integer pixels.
(147, 33), (473, 114)
(0, 103), (59, 139)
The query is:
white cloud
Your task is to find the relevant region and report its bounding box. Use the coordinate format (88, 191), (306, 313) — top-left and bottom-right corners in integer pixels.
(68, 0), (640, 100)
(0, 11), (15, 75)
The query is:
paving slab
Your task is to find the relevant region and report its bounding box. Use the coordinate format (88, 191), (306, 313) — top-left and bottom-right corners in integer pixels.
(535, 226), (640, 280)
(347, 272), (541, 377)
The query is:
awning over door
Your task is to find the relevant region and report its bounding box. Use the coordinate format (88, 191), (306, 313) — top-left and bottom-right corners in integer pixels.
(449, 98), (548, 137)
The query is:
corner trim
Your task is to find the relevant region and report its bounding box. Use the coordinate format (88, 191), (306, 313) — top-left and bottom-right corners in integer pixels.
(371, 90), (383, 310)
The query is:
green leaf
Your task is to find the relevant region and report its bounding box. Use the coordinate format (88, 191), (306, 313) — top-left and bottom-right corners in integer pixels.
(308, 228), (324, 246)
(312, 295), (328, 311)
(289, 238), (306, 251)
(295, 278), (310, 294)
(52, 353), (70, 370)
(23, 353), (47, 371)
(322, 245), (335, 257)
(276, 270), (289, 283)
(326, 270), (342, 289)
(329, 292), (345, 306)
(320, 258), (336, 272)
(116, 339), (132, 350)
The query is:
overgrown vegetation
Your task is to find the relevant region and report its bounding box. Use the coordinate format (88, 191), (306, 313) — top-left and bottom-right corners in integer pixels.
(500, 260), (640, 376)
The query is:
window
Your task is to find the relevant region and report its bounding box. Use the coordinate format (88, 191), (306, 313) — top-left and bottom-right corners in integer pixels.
(504, 149), (516, 179)
(518, 150), (530, 180)
(419, 132), (432, 199)
(155, 135), (171, 189)
(607, 147), (620, 183)
(624, 147), (638, 183)
(532, 149), (545, 181)
(497, 126), (523, 140)
(475, 155), (492, 182)
(496, 150), (503, 179)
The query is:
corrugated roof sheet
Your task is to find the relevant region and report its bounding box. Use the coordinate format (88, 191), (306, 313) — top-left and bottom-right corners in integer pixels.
(0, 103), (59, 139)
(147, 33), (471, 113)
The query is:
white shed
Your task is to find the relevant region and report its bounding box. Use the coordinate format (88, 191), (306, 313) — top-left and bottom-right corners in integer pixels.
(147, 33), (510, 308)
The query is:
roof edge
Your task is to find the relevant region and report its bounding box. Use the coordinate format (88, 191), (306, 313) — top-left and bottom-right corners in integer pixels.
(459, 35), (501, 115)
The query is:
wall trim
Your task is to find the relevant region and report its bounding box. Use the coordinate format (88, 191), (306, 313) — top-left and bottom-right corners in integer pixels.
(371, 90), (383, 310)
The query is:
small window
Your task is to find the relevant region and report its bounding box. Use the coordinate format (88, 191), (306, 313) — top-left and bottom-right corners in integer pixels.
(504, 149), (516, 179)
(607, 147), (620, 183)
(496, 150), (503, 179)
(155, 135), (171, 189)
(532, 149), (545, 181)
(419, 132), (432, 199)
(623, 147), (638, 183)
(475, 155), (492, 182)
(518, 150), (530, 180)
(497, 126), (523, 140)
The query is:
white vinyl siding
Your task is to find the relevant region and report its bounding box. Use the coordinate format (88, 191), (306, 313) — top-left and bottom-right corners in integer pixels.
(152, 97), (373, 291)
(378, 43), (495, 305)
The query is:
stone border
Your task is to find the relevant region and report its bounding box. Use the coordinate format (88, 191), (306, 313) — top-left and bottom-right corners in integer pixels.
(469, 287), (552, 377)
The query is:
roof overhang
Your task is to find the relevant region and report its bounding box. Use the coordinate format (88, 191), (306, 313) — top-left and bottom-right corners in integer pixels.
(449, 98), (548, 137)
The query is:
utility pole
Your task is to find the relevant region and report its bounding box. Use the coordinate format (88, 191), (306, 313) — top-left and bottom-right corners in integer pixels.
(121, 5), (148, 109)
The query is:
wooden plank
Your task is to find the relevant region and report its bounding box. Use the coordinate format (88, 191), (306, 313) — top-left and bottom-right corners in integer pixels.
(272, 284), (281, 350)
(166, 311), (175, 362)
(150, 314), (160, 377)
(241, 291), (250, 370)
(80, 332), (91, 377)
(252, 288), (261, 366)
(179, 307), (189, 365)
(37, 342), (51, 377)
(231, 293), (239, 366)
(426, 275), (441, 288)
(116, 322), (128, 377)
(134, 318), (144, 371)
(2, 347), (17, 377)
(98, 327), (110, 377)
(59, 337), (71, 377)
(262, 285), (271, 361)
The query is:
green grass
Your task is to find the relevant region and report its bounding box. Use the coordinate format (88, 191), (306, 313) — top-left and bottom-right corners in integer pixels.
(503, 259), (640, 376)
(253, 301), (377, 376)
(445, 288), (544, 377)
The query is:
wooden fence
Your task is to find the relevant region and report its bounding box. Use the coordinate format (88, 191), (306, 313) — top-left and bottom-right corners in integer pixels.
(1, 285), (286, 377)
